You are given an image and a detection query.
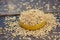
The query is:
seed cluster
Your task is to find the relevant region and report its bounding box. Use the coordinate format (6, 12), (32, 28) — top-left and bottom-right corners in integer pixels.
(4, 9), (57, 38)
(20, 9), (45, 26)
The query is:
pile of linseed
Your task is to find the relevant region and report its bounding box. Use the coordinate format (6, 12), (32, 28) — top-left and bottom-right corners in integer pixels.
(4, 9), (57, 38)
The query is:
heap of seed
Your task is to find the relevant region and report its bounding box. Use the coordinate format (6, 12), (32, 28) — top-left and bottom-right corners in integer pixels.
(4, 9), (57, 38)
(20, 9), (45, 26)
